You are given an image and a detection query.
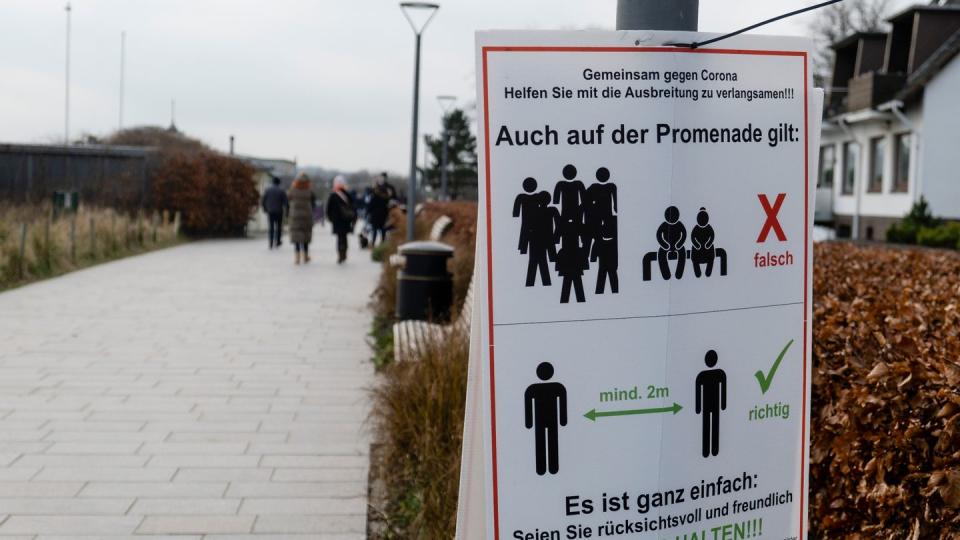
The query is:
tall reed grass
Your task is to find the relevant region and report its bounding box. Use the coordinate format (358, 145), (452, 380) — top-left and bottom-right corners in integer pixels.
(0, 205), (179, 290)
(370, 326), (469, 538)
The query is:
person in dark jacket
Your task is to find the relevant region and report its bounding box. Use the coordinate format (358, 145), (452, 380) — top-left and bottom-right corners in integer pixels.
(287, 174), (317, 265)
(366, 172), (396, 247)
(326, 175), (357, 264)
(261, 176), (289, 249)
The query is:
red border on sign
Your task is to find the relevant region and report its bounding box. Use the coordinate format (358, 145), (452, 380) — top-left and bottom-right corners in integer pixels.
(480, 45), (810, 540)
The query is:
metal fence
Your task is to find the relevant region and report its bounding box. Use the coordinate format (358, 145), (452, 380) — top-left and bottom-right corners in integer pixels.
(0, 143), (156, 208)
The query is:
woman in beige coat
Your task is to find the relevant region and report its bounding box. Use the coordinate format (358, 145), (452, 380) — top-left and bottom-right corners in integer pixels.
(287, 174), (316, 264)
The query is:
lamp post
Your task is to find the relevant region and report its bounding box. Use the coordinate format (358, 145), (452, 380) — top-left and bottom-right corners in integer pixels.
(616, 0), (698, 30)
(400, 1), (439, 241)
(64, 2), (72, 145)
(437, 95), (456, 201)
(119, 31), (126, 130)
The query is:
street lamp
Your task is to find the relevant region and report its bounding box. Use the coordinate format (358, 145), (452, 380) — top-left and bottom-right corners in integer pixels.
(64, 2), (72, 145)
(400, 1), (439, 241)
(437, 95), (456, 201)
(119, 31), (126, 130)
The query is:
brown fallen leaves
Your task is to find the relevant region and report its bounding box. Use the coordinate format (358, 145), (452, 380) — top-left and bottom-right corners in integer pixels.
(812, 243), (960, 539)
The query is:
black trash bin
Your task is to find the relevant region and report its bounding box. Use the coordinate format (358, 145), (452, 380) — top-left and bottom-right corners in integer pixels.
(396, 241), (454, 322)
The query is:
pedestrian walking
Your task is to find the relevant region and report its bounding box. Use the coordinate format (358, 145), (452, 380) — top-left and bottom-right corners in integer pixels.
(366, 172), (397, 247)
(326, 175), (357, 264)
(261, 176), (288, 249)
(287, 173), (316, 265)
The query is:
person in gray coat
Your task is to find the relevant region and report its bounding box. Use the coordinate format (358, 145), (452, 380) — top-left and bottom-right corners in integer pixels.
(287, 174), (316, 265)
(261, 176), (288, 249)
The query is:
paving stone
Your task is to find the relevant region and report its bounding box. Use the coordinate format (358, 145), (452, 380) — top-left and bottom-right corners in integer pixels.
(226, 482), (366, 498)
(39, 536), (200, 540)
(252, 514), (366, 534)
(34, 467), (177, 482)
(0, 497), (133, 515)
(0, 515), (143, 534)
(128, 498), (241, 515)
(136, 515), (255, 534)
(173, 467), (274, 482)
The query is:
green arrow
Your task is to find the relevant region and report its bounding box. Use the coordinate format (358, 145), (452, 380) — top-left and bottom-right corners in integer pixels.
(584, 402), (683, 421)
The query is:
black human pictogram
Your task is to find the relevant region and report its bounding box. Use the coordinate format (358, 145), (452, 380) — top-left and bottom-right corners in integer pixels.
(643, 206), (687, 281)
(524, 362), (567, 475)
(553, 165), (589, 304)
(586, 168), (617, 218)
(555, 215), (588, 303)
(513, 177), (556, 287)
(695, 350), (726, 458)
(690, 207), (728, 278)
(590, 215), (618, 294)
(585, 167), (617, 254)
(553, 164), (587, 232)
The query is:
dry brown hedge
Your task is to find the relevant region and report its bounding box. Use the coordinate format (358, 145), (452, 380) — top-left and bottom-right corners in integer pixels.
(811, 242), (960, 539)
(152, 152), (258, 236)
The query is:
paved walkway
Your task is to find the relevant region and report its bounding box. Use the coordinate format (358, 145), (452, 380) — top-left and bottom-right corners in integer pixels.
(0, 233), (380, 539)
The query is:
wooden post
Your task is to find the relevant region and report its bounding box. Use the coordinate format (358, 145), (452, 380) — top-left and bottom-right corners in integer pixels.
(152, 212), (158, 243)
(89, 216), (95, 259)
(70, 215), (77, 263)
(18, 223), (27, 279)
(43, 218), (51, 270)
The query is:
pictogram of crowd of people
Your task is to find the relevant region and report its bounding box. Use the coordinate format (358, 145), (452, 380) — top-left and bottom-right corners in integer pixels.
(513, 164), (619, 304)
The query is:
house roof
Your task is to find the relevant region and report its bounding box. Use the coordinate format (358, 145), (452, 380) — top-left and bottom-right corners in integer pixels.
(0, 142), (155, 158)
(831, 32), (886, 50)
(887, 3), (960, 23)
(236, 155), (296, 167)
(897, 27), (960, 101)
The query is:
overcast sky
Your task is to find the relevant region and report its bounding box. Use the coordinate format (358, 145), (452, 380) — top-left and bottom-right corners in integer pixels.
(0, 0), (913, 173)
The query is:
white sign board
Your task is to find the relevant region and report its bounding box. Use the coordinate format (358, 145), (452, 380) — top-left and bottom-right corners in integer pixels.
(466, 31), (819, 540)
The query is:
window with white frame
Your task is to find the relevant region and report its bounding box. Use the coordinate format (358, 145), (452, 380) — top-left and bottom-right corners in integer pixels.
(842, 142), (858, 195)
(868, 136), (885, 193)
(818, 145), (835, 188)
(892, 132), (911, 193)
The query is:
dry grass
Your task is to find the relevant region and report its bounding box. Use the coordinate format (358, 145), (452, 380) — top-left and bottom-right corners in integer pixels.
(0, 205), (179, 290)
(370, 326), (469, 538)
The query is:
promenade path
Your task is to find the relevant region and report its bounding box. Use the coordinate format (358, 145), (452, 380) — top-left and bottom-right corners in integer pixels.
(0, 234), (380, 539)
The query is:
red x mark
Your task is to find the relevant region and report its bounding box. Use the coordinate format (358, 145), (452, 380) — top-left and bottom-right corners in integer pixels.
(757, 193), (787, 242)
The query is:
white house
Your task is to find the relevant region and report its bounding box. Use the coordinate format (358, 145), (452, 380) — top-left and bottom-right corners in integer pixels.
(818, 4), (960, 240)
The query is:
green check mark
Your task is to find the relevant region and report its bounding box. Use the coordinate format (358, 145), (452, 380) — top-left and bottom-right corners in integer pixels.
(755, 339), (794, 394)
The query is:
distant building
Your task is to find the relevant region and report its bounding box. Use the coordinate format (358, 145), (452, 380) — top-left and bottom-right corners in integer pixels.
(818, 4), (960, 240)
(0, 142), (154, 207)
(236, 156), (297, 233)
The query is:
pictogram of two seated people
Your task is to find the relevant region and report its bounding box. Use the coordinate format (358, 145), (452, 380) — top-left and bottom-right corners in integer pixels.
(643, 205), (728, 281)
